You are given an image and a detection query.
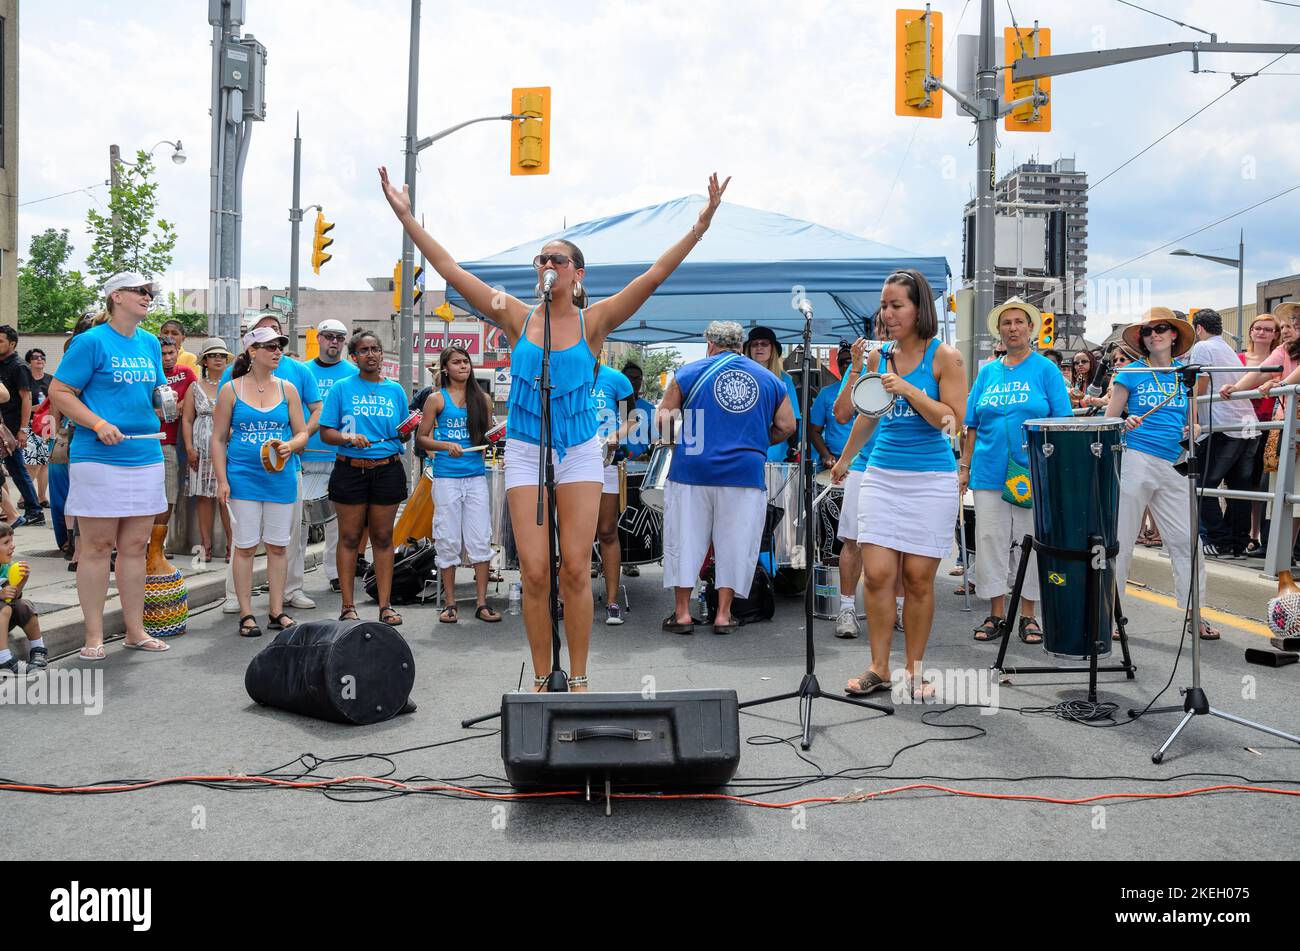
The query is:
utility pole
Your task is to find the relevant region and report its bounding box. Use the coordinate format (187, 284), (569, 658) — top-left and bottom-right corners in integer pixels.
(972, 0), (996, 365)
(109, 144), (122, 263)
(399, 0), (421, 408)
(417, 214), (427, 389)
(1238, 229), (1246, 344)
(288, 112), (302, 349)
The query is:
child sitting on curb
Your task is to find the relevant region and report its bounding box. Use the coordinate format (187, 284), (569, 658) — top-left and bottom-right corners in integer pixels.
(0, 523), (47, 678)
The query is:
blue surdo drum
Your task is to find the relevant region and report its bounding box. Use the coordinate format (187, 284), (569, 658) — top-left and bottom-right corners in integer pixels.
(1023, 417), (1126, 659)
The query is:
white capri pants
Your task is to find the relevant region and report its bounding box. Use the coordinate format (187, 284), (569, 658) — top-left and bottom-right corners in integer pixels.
(229, 498), (295, 549)
(433, 475), (493, 570)
(662, 480), (766, 597)
(972, 490), (1040, 603)
(227, 469), (304, 600)
(1115, 447), (1206, 610)
(835, 470), (864, 541)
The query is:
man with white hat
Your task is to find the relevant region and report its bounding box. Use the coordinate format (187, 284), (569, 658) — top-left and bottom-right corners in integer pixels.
(218, 312), (323, 612)
(302, 319), (358, 591)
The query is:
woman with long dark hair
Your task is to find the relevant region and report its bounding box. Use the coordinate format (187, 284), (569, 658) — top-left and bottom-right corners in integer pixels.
(380, 165), (728, 691)
(416, 345), (501, 623)
(319, 331), (410, 626)
(832, 269), (968, 699)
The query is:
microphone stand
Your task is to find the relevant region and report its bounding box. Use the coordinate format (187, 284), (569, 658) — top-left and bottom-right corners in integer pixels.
(739, 305), (892, 750)
(1121, 364), (1300, 761)
(536, 276), (568, 693)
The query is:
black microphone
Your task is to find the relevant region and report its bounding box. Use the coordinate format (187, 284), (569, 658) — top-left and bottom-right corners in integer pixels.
(541, 269), (557, 299)
(1086, 354), (1110, 399)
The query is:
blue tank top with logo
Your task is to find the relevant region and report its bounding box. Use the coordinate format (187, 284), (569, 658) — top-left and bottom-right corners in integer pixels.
(668, 352), (786, 490)
(506, 306), (597, 458)
(1116, 359), (1187, 463)
(867, 338), (957, 473)
(226, 378), (296, 504)
(431, 388), (486, 479)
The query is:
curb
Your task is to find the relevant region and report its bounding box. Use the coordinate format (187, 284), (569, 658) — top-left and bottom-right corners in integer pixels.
(1128, 544), (1277, 623)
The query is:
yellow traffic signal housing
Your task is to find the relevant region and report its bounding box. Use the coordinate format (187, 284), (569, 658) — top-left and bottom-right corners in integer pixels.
(311, 211), (335, 275)
(392, 261), (402, 312)
(1038, 312), (1056, 349)
(510, 87), (550, 176)
(895, 8), (943, 119)
(1004, 27), (1051, 132)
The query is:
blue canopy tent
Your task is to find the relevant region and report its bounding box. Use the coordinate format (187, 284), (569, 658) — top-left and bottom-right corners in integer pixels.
(446, 196), (950, 345)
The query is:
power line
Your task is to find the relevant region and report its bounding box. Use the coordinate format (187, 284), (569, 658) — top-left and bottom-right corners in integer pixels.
(1260, 0), (1300, 9)
(18, 181), (106, 208)
(1113, 0), (1217, 38)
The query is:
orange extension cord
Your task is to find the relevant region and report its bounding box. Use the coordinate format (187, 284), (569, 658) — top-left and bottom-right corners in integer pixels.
(2, 775), (1299, 808)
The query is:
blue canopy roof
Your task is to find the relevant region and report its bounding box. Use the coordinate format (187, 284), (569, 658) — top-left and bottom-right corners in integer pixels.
(446, 196), (951, 345)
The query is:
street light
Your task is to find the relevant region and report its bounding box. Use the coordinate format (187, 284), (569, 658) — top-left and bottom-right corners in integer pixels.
(1170, 230), (1246, 343)
(108, 138), (186, 265)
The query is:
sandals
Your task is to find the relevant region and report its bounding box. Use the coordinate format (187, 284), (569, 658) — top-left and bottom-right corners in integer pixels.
(533, 675), (548, 693)
(474, 603), (502, 623)
(238, 615), (263, 638)
(1018, 616), (1043, 645)
(1199, 622), (1221, 641)
(973, 615), (1005, 642)
(78, 645), (106, 661)
(662, 613), (694, 635)
(439, 604), (458, 624)
(380, 606), (403, 627)
(907, 676), (937, 702)
(339, 604), (359, 622)
(123, 637), (170, 652)
(846, 670), (891, 696)
(570, 675), (589, 691)
(954, 582), (975, 596)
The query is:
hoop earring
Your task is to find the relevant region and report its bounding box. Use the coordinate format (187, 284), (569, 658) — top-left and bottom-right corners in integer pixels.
(573, 281), (585, 305)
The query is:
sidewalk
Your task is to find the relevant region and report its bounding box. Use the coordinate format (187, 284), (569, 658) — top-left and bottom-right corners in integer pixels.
(5, 519), (320, 661)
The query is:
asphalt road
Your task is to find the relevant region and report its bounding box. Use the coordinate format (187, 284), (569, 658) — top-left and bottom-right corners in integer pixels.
(4, 558), (1298, 860)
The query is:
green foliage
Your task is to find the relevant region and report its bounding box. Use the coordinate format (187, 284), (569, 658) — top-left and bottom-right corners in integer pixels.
(84, 149), (178, 287)
(619, 346), (683, 401)
(16, 229), (97, 332)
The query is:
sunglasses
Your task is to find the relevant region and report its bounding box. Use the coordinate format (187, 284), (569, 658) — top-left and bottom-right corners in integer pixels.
(533, 253), (572, 268)
(1139, 323), (1174, 337)
(121, 286), (155, 299)
(253, 342), (283, 352)
(319, 333), (346, 343)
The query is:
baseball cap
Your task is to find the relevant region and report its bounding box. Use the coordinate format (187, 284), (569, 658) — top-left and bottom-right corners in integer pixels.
(242, 327), (290, 351)
(317, 319), (348, 336)
(103, 272), (159, 298)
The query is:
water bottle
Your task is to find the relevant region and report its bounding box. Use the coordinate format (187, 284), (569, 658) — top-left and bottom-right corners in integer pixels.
(696, 582), (708, 622)
(509, 582), (522, 616)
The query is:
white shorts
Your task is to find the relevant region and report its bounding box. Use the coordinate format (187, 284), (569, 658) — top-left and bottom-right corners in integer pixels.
(66, 461), (167, 519)
(836, 470), (864, 541)
(602, 464), (620, 495)
(504, 435), (603, 491)
(858, 467), (959, 559)
(662, 480), (767, 597)
(433, 475), (493, 569)
(229, 498), (295, 549)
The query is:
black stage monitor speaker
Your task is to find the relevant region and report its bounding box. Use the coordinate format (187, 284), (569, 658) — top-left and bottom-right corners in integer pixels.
(501, 689), (740, 788)
(245, 619), (415, 725)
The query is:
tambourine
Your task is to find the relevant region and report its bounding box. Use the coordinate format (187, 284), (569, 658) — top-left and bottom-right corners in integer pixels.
(397, 410), (423, 439)
(260, 439), (289, 472)
(851, 373), (895, 418)
(153, 385), (180, 423)
(485, 420), (507, 445)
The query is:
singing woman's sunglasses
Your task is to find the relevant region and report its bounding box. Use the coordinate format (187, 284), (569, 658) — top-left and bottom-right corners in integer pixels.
(533, 253), (572, 268)
(1139, 323), (1174, 337)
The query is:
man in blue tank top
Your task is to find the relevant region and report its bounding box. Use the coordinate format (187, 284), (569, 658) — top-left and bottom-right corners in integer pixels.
(657, 321), (795, 634)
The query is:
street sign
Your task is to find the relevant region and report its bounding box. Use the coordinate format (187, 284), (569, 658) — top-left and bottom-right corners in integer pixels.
(493, 367), (511, 402)
(272, 295), (294, 312)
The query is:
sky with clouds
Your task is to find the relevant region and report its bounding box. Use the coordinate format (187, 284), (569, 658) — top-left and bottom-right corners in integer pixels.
(16, 0), (1300, 340)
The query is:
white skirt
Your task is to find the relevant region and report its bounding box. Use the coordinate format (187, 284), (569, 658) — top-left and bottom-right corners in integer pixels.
(857, 467), (959, 559)
(66, 461), (167, 518)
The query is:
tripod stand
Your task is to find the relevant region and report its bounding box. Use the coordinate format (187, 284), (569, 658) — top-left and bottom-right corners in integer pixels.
(739, 304), (892, 750)
(1127, 363), (1300, 762)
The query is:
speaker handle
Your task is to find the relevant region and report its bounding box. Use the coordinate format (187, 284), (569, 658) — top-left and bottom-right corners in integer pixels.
(557, 727), (654, 743)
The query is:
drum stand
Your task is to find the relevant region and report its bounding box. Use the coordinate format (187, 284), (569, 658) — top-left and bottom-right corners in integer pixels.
(740, 307), (893, 750)
(992, 533), (1137, 705)
(1130, 364), (1300, 762)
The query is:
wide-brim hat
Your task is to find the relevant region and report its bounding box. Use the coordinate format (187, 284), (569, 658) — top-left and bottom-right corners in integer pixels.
(199, 337), (232, 359)
(986, 296), (1042, 337)
(1121, 307), (1195, 358)
(1274, 301), (1300, 323)
(744, 326), (782, 356)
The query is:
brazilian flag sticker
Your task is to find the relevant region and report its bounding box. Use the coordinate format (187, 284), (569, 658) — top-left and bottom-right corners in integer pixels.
(1048, 573), (1066, 587)
(1005, 473), (1032, 504)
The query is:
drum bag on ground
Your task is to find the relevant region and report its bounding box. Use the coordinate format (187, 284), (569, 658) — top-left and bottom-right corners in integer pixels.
(244, 619), (416, 725)
(364, 540), (437, 605)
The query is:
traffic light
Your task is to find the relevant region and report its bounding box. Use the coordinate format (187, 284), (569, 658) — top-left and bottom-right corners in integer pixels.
(392, 261), (402, 312)
(510, 87), (550, 176)
(895, 8), (943, 119)
(1004, 26), (1051, 132)
(311, 211), (335, 275)
(1038, 312), (1055, 349)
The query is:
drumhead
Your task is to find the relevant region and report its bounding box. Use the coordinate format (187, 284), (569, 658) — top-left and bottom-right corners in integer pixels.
(1023, 416), (1125, 432)
(851, 374), (894, 417)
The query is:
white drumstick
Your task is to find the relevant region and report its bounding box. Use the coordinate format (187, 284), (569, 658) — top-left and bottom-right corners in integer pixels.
(813, 483), (836, 508)
(224, 500), (238, 527)
(123, 432), (167, 440)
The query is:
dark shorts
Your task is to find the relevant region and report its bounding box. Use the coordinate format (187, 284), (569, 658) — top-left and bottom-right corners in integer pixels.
(328, 457), (408, 507)
(3, 598), (35, 632)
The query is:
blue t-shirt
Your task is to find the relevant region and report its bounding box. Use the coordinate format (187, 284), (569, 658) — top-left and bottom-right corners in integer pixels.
(669, 352), (785, 490)
(321, 375), (407, 459)
(304, 358), (358, 455)
(810, 377), (853, 458)
(964, 353), (1073, 491)
(623, 397), (657, 460)
(592, 365), (634, 441)
(54, 323), (165, 467)
(766, 372), (802, 463)
(225, 378), (296, 504)
(868, 339), (958, 474)
(1114, 359), (1187, 463)
(430, 388), (486, 479)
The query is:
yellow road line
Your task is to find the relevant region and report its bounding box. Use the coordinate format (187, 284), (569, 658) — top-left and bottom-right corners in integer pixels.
(1123, 585), (1272, 638)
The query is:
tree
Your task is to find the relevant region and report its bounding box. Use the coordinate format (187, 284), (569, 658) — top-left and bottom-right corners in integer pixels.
(16, 229), (97, 333)
(84, 149), (177, 287)
(619, 346), (682, 401)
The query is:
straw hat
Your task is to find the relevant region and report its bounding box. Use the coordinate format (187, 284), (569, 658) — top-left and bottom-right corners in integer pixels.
(1121, 307), (1194, 358)
(986, 296), (1042, 337)
(1274, 301), (1300, 323)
